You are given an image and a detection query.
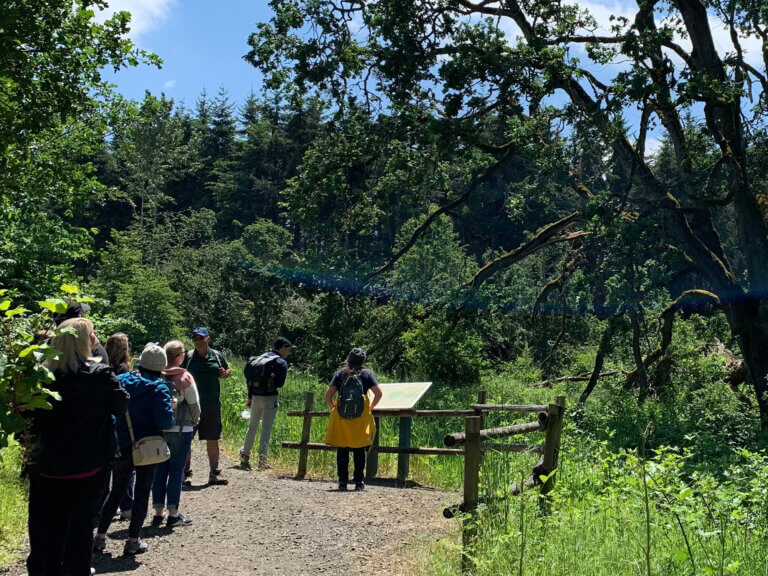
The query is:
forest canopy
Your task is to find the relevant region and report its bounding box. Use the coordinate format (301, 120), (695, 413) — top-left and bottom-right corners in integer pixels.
(1, 0), (768, 445)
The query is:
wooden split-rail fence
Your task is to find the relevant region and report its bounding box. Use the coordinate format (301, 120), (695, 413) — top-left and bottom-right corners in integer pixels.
(282, 391), (566, 575)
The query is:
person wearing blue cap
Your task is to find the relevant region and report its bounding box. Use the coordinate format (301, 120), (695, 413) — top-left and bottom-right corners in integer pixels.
(182, 327), (232, 485)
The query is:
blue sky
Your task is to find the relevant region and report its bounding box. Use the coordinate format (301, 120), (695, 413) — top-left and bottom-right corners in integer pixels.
(99, 0), (764, 153)
(101, 0), (275, 108)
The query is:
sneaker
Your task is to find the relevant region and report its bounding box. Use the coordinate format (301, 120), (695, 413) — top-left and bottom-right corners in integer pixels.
(150, 514), (164, 527)
(239, 453), (251, 470)
(354, 482), (365, 492)
(92, 537), (107, 553)
(183, 469), (193, 486)
(257, 461), (272, 470)
(338, 482), (348, 492)
(119, 509), (132, 521)
(123, 539), (148, 556)
(207, 470), (228, 485)
(166, 513), (194, 528)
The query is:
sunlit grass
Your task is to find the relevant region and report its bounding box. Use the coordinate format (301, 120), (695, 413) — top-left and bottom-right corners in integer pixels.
(0, 439), (27, 567)
(220, 365), (768, 576)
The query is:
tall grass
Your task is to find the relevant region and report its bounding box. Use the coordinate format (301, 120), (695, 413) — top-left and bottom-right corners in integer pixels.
(219, 363), (768, 575)
(218, 363), (551, 487)
(0, 439), (27, 566)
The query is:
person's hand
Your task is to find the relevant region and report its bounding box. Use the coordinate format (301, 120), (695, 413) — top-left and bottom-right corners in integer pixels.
(219, 366), (232, 378)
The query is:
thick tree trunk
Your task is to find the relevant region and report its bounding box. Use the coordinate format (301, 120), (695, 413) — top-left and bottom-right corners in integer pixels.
(724, 301), (768, 427)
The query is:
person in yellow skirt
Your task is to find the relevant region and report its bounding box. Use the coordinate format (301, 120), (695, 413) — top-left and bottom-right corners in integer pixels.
(324, 348), (382, 491)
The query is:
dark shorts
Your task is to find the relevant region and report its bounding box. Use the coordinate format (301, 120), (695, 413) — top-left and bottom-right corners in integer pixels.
(197, 404), (222, 440)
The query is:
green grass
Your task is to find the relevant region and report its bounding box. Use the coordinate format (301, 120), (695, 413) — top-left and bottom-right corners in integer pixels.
(220, 364), (768, 576)
(0, 439), (27, 567)
(218, 363), (556, 488)
(3, 360), (766, 575)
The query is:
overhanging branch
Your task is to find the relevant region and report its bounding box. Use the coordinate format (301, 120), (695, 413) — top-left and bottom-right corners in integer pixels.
(465, 212), (583, 289)
(369, 150), (514, 278)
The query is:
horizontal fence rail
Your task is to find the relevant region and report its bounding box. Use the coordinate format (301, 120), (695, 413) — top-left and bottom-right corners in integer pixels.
(444, 418), (546, 447)
(281, 390), (566, 575)
(287, 408), (480, 418)
(470, 403), (550, 413)
(282, 442), (464, 456)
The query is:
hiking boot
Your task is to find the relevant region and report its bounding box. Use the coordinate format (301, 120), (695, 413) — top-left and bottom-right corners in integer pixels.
(92, 537), (107, 553)
(208, 470), (228, 485)
(257, 461), (272, 470)
(119, 509), (132, 521)
(338, 482), (348, 492)
(150, 514), (164, 528)
(239, 453), (251, 470)
(183, 468), (193, 486)
(123, 539), (148, 556)
(354, 482), (365, 492)
(166, 513), (194, 528)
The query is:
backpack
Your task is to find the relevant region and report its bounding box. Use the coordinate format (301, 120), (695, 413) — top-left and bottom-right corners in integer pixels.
(244, 353), (280, 396)
(337, 371), (365, 419)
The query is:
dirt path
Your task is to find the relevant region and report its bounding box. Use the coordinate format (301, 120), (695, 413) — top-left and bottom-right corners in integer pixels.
(3, 443), (458, 576)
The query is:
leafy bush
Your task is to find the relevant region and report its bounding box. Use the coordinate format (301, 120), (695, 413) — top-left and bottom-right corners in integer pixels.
(402, 311), (486, 386)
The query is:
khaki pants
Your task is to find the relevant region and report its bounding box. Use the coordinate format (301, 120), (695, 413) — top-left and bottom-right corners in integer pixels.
(240, 395), (279, 462)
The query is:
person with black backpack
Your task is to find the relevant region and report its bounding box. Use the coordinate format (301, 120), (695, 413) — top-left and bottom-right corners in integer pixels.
(323, 348), (382, 491)
(239, 337), (292, 470)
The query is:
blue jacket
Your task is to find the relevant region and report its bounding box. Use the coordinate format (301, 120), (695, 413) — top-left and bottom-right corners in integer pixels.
(116, 370), (174, 448)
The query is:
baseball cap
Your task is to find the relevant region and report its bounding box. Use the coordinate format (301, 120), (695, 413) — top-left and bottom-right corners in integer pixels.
(192, 327), (209, 338)
(347, 347), (366, 367)
(273, 336), (292, 350)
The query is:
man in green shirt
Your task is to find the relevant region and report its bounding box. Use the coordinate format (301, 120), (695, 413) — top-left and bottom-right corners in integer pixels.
(184, 327), (232, 485)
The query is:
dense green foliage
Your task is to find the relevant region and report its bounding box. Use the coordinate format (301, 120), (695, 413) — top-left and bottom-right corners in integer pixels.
(2, 0), (768, 573)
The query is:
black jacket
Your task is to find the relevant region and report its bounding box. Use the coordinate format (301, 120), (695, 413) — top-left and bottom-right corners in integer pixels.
(29, 361), (129, 476)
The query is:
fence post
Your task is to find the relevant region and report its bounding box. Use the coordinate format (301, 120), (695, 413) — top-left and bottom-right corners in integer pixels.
(540, 395), (565, 499)
(462, 416), (482, 575)
(397, 416), (412, 485)
(296, 392), (314, 478)
(475, 390), (487, 420)
(366, 416), (380, 479)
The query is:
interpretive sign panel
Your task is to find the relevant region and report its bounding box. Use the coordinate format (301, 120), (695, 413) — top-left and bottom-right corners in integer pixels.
(372, 382), (433, 411)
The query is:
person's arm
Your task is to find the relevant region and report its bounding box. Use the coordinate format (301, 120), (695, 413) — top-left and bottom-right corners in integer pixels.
(216, 351), (232, 378)
(154, 383), (175, 430)
(182, 373), (202, 426)
(369, 385), (383, 411)
(106, 370), (129, 415)
(275, 358), (288, 389)
(324, 386), (338, 410)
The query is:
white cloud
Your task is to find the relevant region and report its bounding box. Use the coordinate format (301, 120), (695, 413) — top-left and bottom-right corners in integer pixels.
(706, 17), (764, 69)
(94, 0), (177, 40)
(568, 0), (634, 33)
(644, 137), (663, 158)
(163, 79), (177, 89)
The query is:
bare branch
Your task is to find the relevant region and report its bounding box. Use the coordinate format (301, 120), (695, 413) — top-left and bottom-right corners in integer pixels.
(625, 289), (721, 388)
(369, 150), (514, 278)
(535, 370), (626, 388)
(465, 213), (584, 289)
(579, 314), (621, 404)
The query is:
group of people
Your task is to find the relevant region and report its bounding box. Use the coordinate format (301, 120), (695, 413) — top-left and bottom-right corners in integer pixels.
(21, 300), (383, 576)
(22, 301), (241, 575)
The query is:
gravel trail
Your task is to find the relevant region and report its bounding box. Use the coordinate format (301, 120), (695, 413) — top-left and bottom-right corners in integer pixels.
(3, 443), (457, 576)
